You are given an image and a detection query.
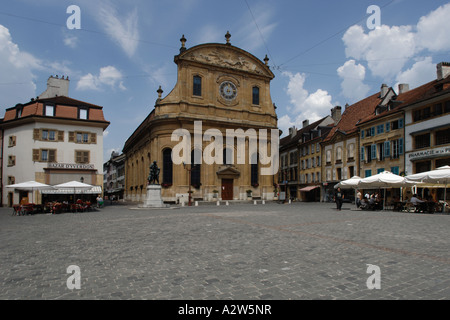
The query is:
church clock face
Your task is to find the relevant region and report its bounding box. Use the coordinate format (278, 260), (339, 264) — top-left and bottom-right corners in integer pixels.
(219, 81), (237, 101)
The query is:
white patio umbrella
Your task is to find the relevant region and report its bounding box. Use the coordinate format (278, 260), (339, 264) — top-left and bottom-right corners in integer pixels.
(335, 176), (362, 209)
(6, 181), (54, 204)
(53, 181), (94, 204)
(358, 171), (417, 210)
(406, 166), (450, 212)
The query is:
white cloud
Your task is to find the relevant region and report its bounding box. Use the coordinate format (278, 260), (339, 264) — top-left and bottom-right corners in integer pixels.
(63, 34), (78, 49)
(0, 25), (40, 108)
(416, 3), (450, 52)
(98, 3), (139, 57)
(283, 71), (333, 119)
(76, 66), (126, 91)
(337, 59), (371, 102)
(278, 114), (296, 137)
(395, 57), (435, 91)
(342, 3), (450, 83)
(343, 24), (416, 79)
(280, 71), (334, 136)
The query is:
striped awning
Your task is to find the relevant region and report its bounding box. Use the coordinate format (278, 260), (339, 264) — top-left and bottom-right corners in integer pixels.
(41, 186), (102, 194)
(299, 186), (319, 192)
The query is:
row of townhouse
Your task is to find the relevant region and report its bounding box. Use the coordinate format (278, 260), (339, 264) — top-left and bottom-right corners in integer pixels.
(280, 62), (450, 202)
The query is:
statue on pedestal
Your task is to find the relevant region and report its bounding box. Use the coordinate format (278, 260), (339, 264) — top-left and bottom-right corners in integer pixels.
(148, 161), (160, 185)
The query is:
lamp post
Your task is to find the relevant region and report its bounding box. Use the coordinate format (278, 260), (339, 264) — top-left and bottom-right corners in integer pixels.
(183, 162), (192, 206)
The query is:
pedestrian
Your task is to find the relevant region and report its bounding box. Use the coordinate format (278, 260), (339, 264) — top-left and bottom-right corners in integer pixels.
(334, 187), (344, 211)
(356, 189), (362, 208)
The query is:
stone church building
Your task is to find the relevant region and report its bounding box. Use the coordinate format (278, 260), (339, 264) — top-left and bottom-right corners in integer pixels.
(122, 33), (279, 203)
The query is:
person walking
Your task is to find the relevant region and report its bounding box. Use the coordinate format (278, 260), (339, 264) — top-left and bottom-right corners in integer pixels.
(356, 189), (362, 208)
(334, 187), (344, 211)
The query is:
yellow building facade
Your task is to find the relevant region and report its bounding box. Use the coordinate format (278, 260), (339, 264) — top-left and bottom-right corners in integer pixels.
(123, 34), (279, 203)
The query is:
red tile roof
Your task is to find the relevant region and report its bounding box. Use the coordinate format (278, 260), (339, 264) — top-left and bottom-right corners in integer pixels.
(357, 75), (450, 126)
(323, 92), (382, 142)
(2, 96), (108, 124)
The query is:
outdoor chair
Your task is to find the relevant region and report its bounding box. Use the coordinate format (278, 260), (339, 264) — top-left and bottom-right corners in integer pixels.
(12, 205), (22, 216)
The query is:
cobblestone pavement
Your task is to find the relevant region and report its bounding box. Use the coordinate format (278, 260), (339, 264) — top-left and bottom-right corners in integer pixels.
(1, 201), (449, 300)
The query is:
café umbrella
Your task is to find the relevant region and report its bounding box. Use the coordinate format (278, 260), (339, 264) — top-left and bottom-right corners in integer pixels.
(358, 171), (417, 210)
(6, 181), (54, 204)
(405, 165), (450, 212)
(53, 181), (94, 204)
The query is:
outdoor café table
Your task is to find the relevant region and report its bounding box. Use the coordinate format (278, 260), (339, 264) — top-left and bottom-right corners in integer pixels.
(426, 201), (437, 214)
(393, 201), (406, 211)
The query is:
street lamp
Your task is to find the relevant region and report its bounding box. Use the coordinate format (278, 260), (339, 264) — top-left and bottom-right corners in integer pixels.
(182, 162), (192, 206)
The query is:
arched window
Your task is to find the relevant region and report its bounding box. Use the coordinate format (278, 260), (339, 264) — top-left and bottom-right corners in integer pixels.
(193, 76), (202, 96)
(251, 153), (259, 186)
(162, 149), (173, 185)
(252, 87), (260, 105)
(191, 149), (201, 188)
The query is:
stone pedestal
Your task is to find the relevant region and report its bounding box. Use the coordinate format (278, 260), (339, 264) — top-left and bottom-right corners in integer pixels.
(141, 185), (164, 208)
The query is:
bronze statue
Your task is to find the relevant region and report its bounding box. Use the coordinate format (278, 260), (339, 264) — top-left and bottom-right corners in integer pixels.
(148, 161), (160, 185)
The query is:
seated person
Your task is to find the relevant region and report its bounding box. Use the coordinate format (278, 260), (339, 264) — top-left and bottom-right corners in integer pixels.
(410, 194), (426, 212)
(410, 194), (424, 205)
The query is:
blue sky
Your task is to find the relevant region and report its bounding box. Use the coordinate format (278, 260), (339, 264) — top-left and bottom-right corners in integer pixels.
(1, 0), (450, 162)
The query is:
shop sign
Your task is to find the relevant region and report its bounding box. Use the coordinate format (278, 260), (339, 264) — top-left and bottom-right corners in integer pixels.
(408, 147), (450, 161)
(48, 163), (95, 170)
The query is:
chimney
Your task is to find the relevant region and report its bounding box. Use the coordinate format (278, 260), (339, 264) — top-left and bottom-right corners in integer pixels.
(331, 106), (342, 124)
(288, 126), (297, 138)
(398, 83), (410, 94)
(437, 62), (450, 81)
(302, 119), (309, 128)
(380, 83), (389, 97)
(39, 75), (70, 99)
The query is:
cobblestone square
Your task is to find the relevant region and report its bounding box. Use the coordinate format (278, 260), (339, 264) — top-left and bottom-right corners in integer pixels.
(1, 202), (449, 300)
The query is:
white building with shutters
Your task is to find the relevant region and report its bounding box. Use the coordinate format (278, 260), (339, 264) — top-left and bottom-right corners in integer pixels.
(1, 76), (109, 206)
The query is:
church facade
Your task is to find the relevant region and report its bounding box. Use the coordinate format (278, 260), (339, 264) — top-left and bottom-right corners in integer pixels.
(122, 33), (279, 203)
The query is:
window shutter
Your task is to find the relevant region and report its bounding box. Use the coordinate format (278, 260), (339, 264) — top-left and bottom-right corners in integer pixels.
(69, 132), (75, 142)
(33, 149), (40, 162)
(33, 129), (40, 140)
(386, 122), (390, 132)
(58, 131), (64, 142)
(75, 151), (82, 163)
(384, 141), (391, 157)
(371, 144), (377, 160)
(399, 138), (404, 155)
(90, 133), (97, 144)
(361, 130), (365, 139)
(399, 118), (404, 129)
(49, 150), (56, 162)
(83, 151), (89, 163)
(371, 127), (375, 136)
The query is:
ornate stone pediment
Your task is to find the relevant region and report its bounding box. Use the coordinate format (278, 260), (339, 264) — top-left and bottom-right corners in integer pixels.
(216, 166), (241, 179)
(180, 45), (273, 78)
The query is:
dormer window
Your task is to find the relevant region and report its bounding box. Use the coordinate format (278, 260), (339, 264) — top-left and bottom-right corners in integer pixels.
(45, 105), (55, 117)
(79, 108), (88, 120)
